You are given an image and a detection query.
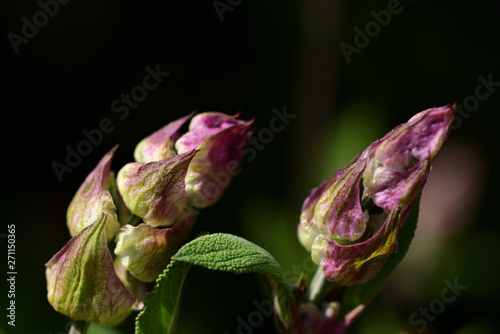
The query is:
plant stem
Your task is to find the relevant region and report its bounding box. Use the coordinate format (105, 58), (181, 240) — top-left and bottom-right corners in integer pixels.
(308, 266), (326, 303)
(308, 266), (336, 304)
(69, 321), (90, 334)
(125, 213), (142, 226)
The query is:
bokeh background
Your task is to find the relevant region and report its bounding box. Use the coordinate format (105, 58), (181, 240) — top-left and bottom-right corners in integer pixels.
(2, 0), (499, 333)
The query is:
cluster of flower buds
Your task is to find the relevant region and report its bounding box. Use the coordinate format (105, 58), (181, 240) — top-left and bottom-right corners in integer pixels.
(46, 112), (253, 326)
(298, 105), (454, 286)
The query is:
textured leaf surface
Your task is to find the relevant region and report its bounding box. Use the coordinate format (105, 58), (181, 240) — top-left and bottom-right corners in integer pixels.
(173, 233), (290, 291)
(135, 261), (191, 334)
(135, 233), (293, 334)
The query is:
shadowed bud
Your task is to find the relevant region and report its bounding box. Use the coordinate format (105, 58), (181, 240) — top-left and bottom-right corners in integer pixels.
(134, 113), (194, 163)
(67, 146), (120, 242)
(175, 112), (254, 208)
(114, 208), (198, 282)
(46, 213), (137, 326)
(117, 150), (197, 227)
(299, 303), (321, 333)
(298, 105), (454, 286)
(113, 258), (147, 310)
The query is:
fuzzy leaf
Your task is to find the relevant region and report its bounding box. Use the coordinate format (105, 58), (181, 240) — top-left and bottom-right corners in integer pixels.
(135, 261), (191, 334)
(173, 233), (290, 290)
(135, 233), (294, 334)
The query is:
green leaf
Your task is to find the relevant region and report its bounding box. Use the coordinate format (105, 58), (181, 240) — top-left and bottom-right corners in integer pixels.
(173, 233), (291, 294)
(175, 233), (299, 331)
(135, 233), (297, 334)
(340, 198), (420, 315)
(135, 261), (191, 334)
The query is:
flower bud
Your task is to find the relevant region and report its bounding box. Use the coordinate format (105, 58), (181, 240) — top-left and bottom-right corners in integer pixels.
(362, 105), (455, 212)
(46, 213), (137, 326)
(67, 146), (120, 242)
(114, 208), (198, 282)
(175, 112), (254, 208)
(117, 150), (197, 227)
(298, 105), (454, 286)
(134, 113), (194, 163)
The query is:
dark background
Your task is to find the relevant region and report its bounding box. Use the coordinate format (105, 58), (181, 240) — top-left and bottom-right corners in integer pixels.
(1, 0), (499, 333)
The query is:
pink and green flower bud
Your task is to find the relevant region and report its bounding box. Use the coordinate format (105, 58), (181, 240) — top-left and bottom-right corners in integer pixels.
(175, 112), (254, 208)
(298, 105), (454, 286)
(46, 213), (138, 326)
(114, 208), (198, 282)
(133, 113), (194, 163)
(66, 146), (120, 242)
(116, 150), (197, 227)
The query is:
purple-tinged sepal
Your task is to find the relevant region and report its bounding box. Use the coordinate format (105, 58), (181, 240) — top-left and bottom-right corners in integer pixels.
(116, 150), (197, 227)
(362, 104), (454, 212)
(66, 146), (120, 242)
(134, 113), (194, 164)
(175, 112), (254, 208)
(46, 213), (137, 326)
(114, 208), (198, 282)
(298, 172), (338, 252)
(314, 204), (400, 286)
(314, 159), (369, 244)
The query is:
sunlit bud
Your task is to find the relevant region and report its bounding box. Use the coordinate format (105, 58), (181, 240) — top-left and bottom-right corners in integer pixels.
(299, 105), (454, 285)
(175, 112), (254, 208)
(134, 113), (194, 163)
(66, 146), (120, 242)
(46, 214), (137, 326)
(114, 208), (198, 282)
(117, 150), (197, 227)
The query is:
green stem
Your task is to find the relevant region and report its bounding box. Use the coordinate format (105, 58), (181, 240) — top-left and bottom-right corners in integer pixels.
(308, 266), (336, 304)
(125, 213), (142, 226)
(69, 321), (90, 334)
